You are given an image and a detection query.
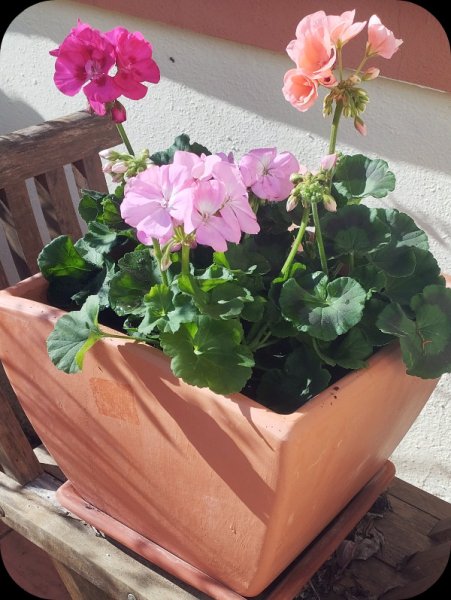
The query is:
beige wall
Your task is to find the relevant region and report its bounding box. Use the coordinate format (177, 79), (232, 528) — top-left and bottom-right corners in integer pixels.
(1, 0), (450, 500)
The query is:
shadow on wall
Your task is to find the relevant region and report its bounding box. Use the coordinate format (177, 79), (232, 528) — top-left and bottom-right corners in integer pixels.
(0, 90), (44, 135)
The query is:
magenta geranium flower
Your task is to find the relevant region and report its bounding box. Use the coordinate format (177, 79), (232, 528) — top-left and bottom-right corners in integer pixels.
(50, 21), (120, 106)
(121, 164), (194, 245)
(50, 21), (160, 122)
(239, 148), (300, 202)
(106, 27), (160, 100)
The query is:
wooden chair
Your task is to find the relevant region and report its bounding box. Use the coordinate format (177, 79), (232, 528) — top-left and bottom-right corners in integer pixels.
(0, 112), (449, 600)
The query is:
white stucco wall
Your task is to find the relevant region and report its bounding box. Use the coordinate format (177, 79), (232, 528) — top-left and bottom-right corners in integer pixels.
(1, 0), (450, 502)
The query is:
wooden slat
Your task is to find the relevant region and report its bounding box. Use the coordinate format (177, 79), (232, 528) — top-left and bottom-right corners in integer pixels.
(52, 560), (115, 600)
(0, 260), (8, 289)
(35, 168), (82, 240)
(0, 188), (29, 281)
(2, 182), (43, 275)
(388, 477), (451, 521)
(0, 112), (122, 188)
(429, 517), (451, 542)
(0, 386), (43, 484)
(73, 152), (110, 194)
(0, 471), (209, 600)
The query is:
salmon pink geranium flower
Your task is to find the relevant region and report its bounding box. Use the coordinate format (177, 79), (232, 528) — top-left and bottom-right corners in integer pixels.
(367, 15), (403, 59)
(282, 69), (319, 112)
(327, 10), (366, 47)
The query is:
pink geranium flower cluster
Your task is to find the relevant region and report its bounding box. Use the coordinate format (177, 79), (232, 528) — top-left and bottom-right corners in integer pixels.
(283, 10), (402, 112)
(50, 20), (160, 122)
(120, 148), (299, 253)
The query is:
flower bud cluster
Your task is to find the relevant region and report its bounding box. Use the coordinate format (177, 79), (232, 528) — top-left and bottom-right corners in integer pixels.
(100, 148), (150, 183)
(287, 171), (336, 212)
(323, 77), (369, 135)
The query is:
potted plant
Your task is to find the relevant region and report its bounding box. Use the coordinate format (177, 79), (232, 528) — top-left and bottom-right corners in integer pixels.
(0, 9), (449, 597)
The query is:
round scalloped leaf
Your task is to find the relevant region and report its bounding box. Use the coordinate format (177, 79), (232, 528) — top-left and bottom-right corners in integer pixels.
(332, 154), (395, 204)
(256, 346), (330, 413)
(322, 205), (391, 257)
(46, 296), (102, 374)
(384, 248), (444, 304)
(375, 208), (429, 250)
(280, 275), (367, 341)
(160, 317), (254, 394)
(370, 245), (416, 278)
(376, 285), (451, 378)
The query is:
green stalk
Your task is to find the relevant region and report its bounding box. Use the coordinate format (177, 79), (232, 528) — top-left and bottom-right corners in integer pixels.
(181, 243), (190, 276)
(280, 206), (310, 279)
(337, 46), (344, 81)
(116, 123), (135, 156)
(328, 101), (343, 155)
(151, 239), (169, 286)
(312, 202), (328, 275)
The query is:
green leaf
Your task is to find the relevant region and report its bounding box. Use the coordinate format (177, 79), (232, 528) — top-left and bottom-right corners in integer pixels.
(78, 190), (106, 223)
(71, 259), (116, 309)
(215, 241), (271, 275)
(38, 236), (95, 280)
(166, 293), (200, 332)
(83, 222), (118, 255)
(315, 328), (373, 370)
(377, 285), (451, 378)
(332, 154), (395, 204)
(46, 296), (103, 373)
(352, 265), (386, 294)
(384, 248), (444, 304)
(376, 209), (429, 250)
(256, 346), (330, 413)
(150, 134), (211, 166)
(370, 245), (416, 278)
(160, 317), (254, 394)
(356, 298), (394, 347)
(280, 273), (367, 341)
(241, 296), (266, 322)
(322, 205), (391, 257)
(109, 248), (161, 316)
(138, 284), (173, 334)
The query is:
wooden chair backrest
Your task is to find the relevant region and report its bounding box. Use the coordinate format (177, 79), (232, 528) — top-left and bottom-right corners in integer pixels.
(0, 111), (121, 288)
(0, 111), (121, 484)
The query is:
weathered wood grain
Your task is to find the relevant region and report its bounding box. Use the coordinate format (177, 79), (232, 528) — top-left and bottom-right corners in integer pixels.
(35, 168), (82, 240)
(0, 471), (210, 600)
(0, 385), (42, 484)
(73, 152), (110, 195)
(0, 112), (121, 187)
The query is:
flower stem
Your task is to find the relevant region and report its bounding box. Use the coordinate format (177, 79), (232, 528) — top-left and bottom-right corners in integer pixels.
(353, 50), (369, 77)
(280, 206), (310, 280)
(116, 123), (135, 156)
(328, 101), (343, 155)
(312, 202), (328, 275)
(181, 243), (190, 276)
(337, 46), (344, 81)
(152, 239), (169, 286)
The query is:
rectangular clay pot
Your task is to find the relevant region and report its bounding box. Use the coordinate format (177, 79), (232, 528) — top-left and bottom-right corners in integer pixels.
(0, 274), (439, 596)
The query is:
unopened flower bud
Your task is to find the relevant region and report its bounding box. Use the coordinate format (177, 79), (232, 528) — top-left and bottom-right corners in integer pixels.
(99, 148), (119, 160)
(290, 172), (304, 184)
(111, 160), (129, 174)
(320, 153), (337, 171)
(354, 116), (367, 136)
(286, 195), (298, 212)
(111, 100), (127, 123)
(362, 67), (380, 81)
(323, 194), (337, 212)
(348, 74), (361, 85)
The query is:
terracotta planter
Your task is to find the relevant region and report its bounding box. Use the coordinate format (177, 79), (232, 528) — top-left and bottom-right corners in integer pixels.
(0, 274), (440, 596)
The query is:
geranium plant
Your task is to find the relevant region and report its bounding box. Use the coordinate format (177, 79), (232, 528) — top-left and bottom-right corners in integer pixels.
(39, 11), (451, 413)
